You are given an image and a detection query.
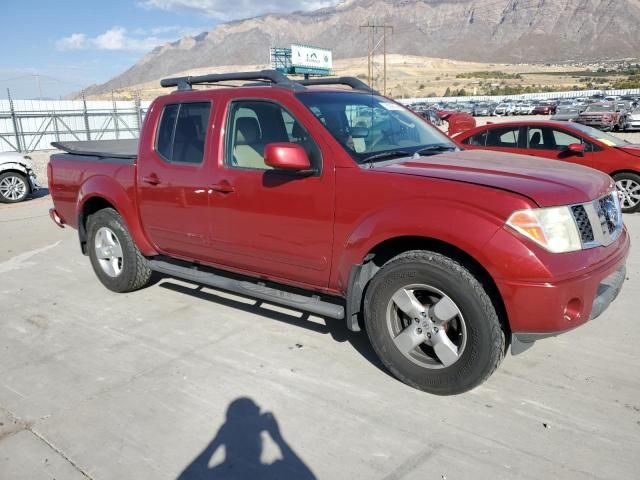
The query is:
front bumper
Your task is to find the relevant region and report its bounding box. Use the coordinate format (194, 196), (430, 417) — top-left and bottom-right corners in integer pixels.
(575, 119), (616, 129)
(511, 265), (627, 353)
(28, 171), (42, 192)
(623, 119), (640, 130)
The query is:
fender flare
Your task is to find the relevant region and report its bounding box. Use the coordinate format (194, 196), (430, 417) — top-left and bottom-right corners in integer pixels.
(341, 202), (504, 331)
(76, 175), (157, 256)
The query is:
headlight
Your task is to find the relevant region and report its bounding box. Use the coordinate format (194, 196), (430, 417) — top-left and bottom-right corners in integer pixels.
(506, 206), (582, 253)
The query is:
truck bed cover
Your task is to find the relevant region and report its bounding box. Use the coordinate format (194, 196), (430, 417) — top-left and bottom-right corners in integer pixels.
(51, 139), (138, 159)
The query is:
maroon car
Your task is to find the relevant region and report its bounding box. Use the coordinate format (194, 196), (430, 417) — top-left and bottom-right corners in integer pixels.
(453, 120), (640, 212)
(532, 102), (557, 115)
(575, 103), (625, 131)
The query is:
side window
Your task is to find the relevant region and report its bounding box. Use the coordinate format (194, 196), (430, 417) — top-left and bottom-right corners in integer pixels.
(552, 129), (584, 150)
(156, 104), (179, 160)
(486, 127), (520, 148)
(462, 131), (487, 146)
(155, 102), (211, 164)
(527, 127), (549, 150)
(226, 101), (321, 171)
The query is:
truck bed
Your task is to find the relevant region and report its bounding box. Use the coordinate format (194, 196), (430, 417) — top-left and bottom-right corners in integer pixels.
(51, 139), (138, 160)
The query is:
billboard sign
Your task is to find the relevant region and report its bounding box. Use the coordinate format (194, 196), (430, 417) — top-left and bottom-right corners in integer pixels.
(291, 44), (332, 71)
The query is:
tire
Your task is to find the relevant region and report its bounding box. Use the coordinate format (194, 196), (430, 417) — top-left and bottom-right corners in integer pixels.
(86, 208), (152, 292)
(364, 250), (505, 395)
(0, 172), (29, 203)
(613, 172), (640, 214)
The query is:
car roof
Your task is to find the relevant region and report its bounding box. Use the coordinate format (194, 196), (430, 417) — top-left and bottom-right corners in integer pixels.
(455, 119), (588, 139)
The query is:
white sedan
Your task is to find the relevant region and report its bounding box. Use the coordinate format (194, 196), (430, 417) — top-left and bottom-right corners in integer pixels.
(0, 152), (42, 203)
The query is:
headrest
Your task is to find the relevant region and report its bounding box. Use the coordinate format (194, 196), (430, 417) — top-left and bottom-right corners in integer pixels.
(236, 117), (260, 145)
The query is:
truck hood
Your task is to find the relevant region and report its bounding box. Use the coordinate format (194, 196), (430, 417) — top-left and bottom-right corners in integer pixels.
(616, 145), (640, 157)
(375, 150), (613, 207)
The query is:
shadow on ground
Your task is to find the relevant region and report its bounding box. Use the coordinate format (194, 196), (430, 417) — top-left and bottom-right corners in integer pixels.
(177, 397), (316, 480)
(158, 280), (388, 376)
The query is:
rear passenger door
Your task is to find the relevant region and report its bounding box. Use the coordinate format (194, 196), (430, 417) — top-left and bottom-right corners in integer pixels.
(483, 126), (526, 155)
(137, 101), (214, 260)
(207, 98), (335, 288)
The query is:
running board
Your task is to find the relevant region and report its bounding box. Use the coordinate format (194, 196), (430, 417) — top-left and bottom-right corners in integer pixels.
(149, 259), (345, 320)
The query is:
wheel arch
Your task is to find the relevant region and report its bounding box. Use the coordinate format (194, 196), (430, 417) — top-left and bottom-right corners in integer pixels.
(345, 235), (510, 345)
(76, 176), (157, 257)
(609, 169), (640, 178)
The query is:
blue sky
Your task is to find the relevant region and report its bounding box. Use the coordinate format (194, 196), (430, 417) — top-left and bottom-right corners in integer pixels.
(1, 0), (340, 99)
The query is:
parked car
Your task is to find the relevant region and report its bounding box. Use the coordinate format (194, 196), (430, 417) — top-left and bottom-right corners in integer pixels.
(551, 105), (582, 122)
(575, 103), (624, 131)
(48, 71), (629, 395)
(532, 102), (557, 115)
(473, 103), (493, 116)
(623, 107), (640, 131)
(453, 119), (640, 212)
(494, 103), (516, 115)
(0, 151), (42, 203)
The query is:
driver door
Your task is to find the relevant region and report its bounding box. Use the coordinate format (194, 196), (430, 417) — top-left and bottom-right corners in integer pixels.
(206, 98), (335, 288)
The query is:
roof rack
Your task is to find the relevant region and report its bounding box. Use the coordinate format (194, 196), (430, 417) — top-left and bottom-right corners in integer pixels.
(160, 70), (379, 94)
(160, 70), (302, 91)
(298, 77), (377, 93)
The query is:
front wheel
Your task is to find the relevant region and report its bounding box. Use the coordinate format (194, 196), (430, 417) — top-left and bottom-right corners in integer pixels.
(614, 172), (640, 213)
(87, 208), (152, 292)
(364, 251), (505, 395)
(0, 172), (29, 203)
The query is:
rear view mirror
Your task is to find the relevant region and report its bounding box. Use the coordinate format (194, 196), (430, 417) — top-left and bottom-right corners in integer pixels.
(566, 143), (585, 155)
(264, 143), (313, 172)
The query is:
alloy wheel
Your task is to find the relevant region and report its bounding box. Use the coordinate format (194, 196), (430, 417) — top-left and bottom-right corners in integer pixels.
(386, 284), (467, 369)
(94, 227), (124, 277)
(0, 175), (27, 201)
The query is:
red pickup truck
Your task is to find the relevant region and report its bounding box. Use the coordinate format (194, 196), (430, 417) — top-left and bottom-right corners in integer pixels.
(48, 71), (629, 395)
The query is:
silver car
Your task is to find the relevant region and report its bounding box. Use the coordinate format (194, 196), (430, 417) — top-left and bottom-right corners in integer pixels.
(623, 107), (640, 131)
(0, 152), (42, 203)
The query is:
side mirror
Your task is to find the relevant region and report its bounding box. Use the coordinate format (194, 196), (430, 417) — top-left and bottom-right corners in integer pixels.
(264, 143), (313, 172)
(566, 143), (585, 155)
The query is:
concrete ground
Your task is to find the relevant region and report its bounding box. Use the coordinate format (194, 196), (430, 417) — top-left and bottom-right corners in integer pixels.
(2, 130), (640, 479)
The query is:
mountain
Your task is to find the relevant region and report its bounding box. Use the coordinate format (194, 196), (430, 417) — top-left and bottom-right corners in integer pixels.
(86, 0), (640, 95)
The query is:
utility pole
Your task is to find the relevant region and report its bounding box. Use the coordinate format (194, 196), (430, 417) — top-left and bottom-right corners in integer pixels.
(360, 20), (393, 95)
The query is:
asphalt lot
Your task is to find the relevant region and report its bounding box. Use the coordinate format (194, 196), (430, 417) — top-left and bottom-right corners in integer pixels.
(1, 127), (640, 479)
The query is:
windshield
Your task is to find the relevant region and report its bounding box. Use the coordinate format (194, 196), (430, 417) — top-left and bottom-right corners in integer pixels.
(584, 105), (614, 113)
(570, 123), (628, 146)
(296, 92), (457, 163)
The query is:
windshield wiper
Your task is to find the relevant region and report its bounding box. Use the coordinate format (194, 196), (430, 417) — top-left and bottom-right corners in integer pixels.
(413, 145), (458, 157)
(361, 150), (412, 164)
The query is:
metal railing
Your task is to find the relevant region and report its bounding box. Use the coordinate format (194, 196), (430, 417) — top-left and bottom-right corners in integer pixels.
(0, 90), (151, 153)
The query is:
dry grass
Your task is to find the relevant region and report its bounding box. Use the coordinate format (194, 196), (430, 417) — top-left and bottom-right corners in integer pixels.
(87, 54), (589, 101)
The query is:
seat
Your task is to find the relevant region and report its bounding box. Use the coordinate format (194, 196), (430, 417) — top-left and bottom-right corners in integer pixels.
(233, 117), (269, 169)
(173, 117), (203, 163)
(530, 131), (542, 149)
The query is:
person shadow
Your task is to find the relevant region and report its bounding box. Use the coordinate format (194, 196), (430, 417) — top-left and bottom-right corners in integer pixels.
(177, 397), (316, 480)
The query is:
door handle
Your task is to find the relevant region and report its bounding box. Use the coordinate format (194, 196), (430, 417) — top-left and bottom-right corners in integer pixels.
(143, 174), (161, 186)
(211, 181), (235, 194)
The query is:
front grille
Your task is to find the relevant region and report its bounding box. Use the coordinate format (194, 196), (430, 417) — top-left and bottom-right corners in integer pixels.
(571, 205), (594, 243)
(570, 192), (622, 248)
(598, 195), (619, 235)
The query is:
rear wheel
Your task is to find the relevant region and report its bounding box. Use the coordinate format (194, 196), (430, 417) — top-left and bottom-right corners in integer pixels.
(86, 208), (152, 292)
(364, 250), (505, 395)
(614, 172), (640, 213)
(0, 172), (29, 203)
